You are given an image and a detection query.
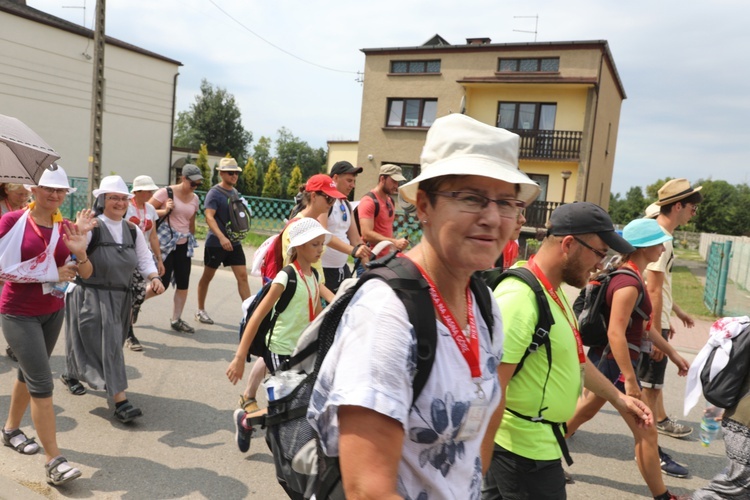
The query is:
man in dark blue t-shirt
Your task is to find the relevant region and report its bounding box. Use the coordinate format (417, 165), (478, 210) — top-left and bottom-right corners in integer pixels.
(195, 157), (251, 324)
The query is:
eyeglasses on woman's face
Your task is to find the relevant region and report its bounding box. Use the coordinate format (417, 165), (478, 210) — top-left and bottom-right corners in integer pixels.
(106, 195), (129, 203)
(316, 191), (335, 205)
(189, 181), (203, 188)
(429, 191), (524, 219)
(38, 186), (68, 195)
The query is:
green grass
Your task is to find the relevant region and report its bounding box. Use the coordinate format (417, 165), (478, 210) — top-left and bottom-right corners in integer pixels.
(674, 247), (704, 262)
(671, 265), (714, 319)
(194, 223), (268, 248)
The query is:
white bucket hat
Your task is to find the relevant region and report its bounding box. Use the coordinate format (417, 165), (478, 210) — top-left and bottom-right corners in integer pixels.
(644, 202), (660, 219)
(28, 164), (76, 193)
(399, 114), (541, 206)
(131, 175), (159, 193)
(286, 217), (331, 256)
(92, 175), (134, 199)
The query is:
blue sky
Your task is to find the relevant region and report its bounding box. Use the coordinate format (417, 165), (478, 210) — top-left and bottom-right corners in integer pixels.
(29, 0), (750, 197)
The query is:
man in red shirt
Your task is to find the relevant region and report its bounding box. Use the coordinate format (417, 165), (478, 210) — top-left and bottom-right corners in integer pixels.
(357, 164), (409, 251)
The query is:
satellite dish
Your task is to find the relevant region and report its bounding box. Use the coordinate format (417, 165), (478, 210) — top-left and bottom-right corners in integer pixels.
(398, 192), (416, 213)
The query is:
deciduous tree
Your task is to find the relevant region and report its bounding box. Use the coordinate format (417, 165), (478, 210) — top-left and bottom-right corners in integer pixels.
(174, 79), (252, 161)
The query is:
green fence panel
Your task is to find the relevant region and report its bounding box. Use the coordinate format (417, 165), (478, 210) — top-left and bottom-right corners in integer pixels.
(704, 240), (732, 315)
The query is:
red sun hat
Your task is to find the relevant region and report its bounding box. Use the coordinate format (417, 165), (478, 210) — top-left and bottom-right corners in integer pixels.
(305, 174), (346, 198)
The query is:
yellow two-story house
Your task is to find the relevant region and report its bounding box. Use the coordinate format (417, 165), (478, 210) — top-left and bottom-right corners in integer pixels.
(338, 35), (626, 226)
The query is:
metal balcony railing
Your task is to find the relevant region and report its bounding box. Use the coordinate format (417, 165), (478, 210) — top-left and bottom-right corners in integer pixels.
(525, 200), (562, 228)
(511, 129), (582, 160)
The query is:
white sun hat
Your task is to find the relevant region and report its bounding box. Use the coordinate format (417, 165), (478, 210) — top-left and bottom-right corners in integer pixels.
(27, 164), (76, 193)
(92, 175), (134, 199)
(286, 217), (332, 256)
(131, 175), (159, 192)
(399, 113), (541, 206)
(644, 202), (660, 219)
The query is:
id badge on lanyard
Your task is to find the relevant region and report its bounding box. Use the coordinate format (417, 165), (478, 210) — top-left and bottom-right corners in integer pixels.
(455, 383), (489, 441)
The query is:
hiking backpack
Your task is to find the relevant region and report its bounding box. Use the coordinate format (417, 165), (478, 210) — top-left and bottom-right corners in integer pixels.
(572, 267), (649, 348)
(225, 190), (251, 242)
(247, 253), (495, 499)
(352, 191), (379, 236)
(701, 321), (750, 409)
(252, 219), (296, 283)
(239, 265), (319, 361)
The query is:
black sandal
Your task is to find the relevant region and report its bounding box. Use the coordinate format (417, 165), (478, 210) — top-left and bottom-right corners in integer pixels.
(114, 402), (143, 423)
(2, 428), (39, 455)
(45, 456), (82, 486)
(61, 374), (86, 396)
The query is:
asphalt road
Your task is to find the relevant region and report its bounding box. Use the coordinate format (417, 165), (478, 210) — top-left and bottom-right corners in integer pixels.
(0, 261), (729, 499)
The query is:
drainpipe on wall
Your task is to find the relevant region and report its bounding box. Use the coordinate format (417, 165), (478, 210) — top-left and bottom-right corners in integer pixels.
(583, 51), (604, 202)
(168, 72), (179, 184)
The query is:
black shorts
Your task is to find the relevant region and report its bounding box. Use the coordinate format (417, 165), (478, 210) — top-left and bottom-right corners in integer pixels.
(637, 329), (670, 389)
(162, 243), (191, 290)
(482, 445), (566, 500)
(323, 265), (352, 294)
(204, 244), (246, 269)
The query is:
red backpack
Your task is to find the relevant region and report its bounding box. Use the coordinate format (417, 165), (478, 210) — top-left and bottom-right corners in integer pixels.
(259, 220), (295, 282)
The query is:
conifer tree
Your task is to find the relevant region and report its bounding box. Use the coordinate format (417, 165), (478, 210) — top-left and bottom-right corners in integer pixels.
(287, 165), (303, 199)
(196, 144), (211, 191)
(262, 159), (282, 198)
(242, 157), (258, 196)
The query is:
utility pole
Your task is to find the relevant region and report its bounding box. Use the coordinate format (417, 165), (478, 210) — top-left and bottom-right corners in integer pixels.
(87, 0), (105, 205)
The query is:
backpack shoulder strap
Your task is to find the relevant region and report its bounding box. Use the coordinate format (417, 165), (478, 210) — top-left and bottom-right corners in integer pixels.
(366, 191), (379, 218)
(497, 267), (554, 376)
(166, 186), (174, 200)
(609, 268), (650, 321)
(469, 274), (495, 339)
(86, 224), (101, 256)
(378, 256), (435, 403)
(274, 265), (298, 315)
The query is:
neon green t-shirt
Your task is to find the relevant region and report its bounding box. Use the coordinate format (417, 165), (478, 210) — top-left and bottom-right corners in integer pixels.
(493, 265), (582, 460)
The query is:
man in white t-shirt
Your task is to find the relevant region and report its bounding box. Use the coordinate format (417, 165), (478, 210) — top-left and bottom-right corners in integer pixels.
(318, 161), (371, 293)
(639, 178), (702, 477)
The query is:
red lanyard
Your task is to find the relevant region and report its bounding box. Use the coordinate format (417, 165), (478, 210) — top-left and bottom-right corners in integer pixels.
(527, 256), (586, 364)
(292, 261), (317, 321)
(411, 259), (482, 378)
(27, 213), (53, 246)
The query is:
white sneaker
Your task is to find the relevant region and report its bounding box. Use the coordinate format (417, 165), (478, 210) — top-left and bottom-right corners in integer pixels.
(195, 310), (214, 325)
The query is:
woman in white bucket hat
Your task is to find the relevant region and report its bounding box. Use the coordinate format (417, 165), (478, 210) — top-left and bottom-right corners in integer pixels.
(307, 114), (540, 498)
(123, 175), (165, 352)
(62, 175), (165, 424)
(0, 165), (90, 485)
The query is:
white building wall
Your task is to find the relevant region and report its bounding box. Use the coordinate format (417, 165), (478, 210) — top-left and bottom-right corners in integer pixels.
(0, 12), (179, 185)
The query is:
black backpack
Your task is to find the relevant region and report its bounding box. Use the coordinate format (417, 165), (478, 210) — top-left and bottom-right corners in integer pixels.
(573, 267), (648, 348)
(86, 222), (138, 256)
(248, 253), (495, 499)
(353, 191), (379, 235)
(239, 265), (319, 361)
(225, 189), (251, 242)
(701, 321), (750, 409)
(155, 186), (174, 229)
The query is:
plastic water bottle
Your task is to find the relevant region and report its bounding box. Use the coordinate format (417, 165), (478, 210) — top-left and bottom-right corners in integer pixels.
(699, 404), (722, 447)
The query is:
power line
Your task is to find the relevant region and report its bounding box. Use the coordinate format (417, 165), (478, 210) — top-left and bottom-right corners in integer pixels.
(206, 0), (358, 75)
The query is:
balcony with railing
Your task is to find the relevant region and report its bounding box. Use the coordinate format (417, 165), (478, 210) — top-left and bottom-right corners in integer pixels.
(525, 200), (562, 228)
(511, 129), (582, 161)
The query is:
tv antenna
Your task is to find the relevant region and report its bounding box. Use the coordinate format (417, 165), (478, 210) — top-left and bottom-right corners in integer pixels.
(62, 0), (86, 26)
(513, 14), (539, 42)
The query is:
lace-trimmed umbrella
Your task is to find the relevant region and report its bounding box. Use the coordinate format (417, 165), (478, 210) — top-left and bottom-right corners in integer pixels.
(0, 114), (60, 184)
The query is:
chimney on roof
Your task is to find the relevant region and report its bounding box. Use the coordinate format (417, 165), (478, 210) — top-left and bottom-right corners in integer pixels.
(466, 37), (491, 45)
